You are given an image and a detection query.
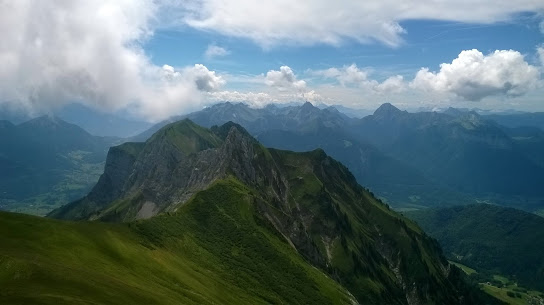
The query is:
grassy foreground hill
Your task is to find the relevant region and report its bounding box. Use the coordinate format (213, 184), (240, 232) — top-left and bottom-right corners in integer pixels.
(0, 183), (352, 305)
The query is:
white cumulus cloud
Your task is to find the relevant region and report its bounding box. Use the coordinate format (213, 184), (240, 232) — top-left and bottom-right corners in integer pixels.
(208, 66), (322, 107)
(134, 64), (225, 121)
(312, 64), (369, 86)
(265, 66), (306, 91)
(375, 75), (406, 93)
(301, 90), (323, 102)
(188, 64), (226, 92)
(537, 46), (544, 66)
(411, 49), (541, 101)
(0, 0), (225, 122)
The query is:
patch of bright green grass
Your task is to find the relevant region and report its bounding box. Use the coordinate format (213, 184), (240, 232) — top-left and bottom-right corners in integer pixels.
(481, 282), (544, 305)
(451, 260), (544, 304)
(459, 266), (544, 305)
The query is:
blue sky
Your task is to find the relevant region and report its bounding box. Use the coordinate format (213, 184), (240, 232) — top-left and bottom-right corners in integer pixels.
(147, 15), (543, 77)
(1, 1), (544, 121)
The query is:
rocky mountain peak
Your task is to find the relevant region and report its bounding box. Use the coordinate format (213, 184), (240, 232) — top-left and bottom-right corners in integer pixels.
(219, 126), (259, 184)
(300, 101), (318, 113)
(443, 107), (465, 117)
(373, 103), (404, 119)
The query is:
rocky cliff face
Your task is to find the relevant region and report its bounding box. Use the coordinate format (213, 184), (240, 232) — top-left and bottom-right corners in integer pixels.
(50, 119), (485, 304)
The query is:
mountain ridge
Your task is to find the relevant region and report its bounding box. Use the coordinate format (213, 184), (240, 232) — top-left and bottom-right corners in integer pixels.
(49, 119), (487, 304)
(132, 102), (469, 209)
(352, 106), (544, 210)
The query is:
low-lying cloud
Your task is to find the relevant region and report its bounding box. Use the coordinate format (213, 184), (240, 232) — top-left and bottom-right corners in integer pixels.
(411, 49), (541, 101)
(0, 0), (224, 122)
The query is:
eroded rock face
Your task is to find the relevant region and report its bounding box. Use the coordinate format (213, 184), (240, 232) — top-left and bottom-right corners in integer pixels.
(88, 143), (142, 204)
(51, 122), (281, 220)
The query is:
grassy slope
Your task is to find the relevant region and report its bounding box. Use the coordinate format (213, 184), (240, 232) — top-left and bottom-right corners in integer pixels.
(269, 149), (472, 304)
(0, 178), (351, 305)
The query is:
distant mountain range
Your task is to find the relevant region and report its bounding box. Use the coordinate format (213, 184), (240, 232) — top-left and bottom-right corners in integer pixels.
(46, 119), (490, 304)
(132, 102), (465, 209)
(354, 104), (544, 211)
(56, 103), (153, 138)
(483, 112), (544, 131)
(133, 102), (544, 212)
(407, 204), (544, 291)
(2, 101), (543, 214)
(0, 103), (152, 138)
(0, 116), (119, 214)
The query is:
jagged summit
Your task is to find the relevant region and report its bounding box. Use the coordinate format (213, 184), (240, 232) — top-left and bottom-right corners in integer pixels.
(443, 107), (466, 117)
(49, 120), (262, 221)
(294, 101), (324, 122)
(206, 101), (249, 112)
(299, 101), (322, 115)
(301, 101), (315, 109)
(373, 102), (404, 118)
